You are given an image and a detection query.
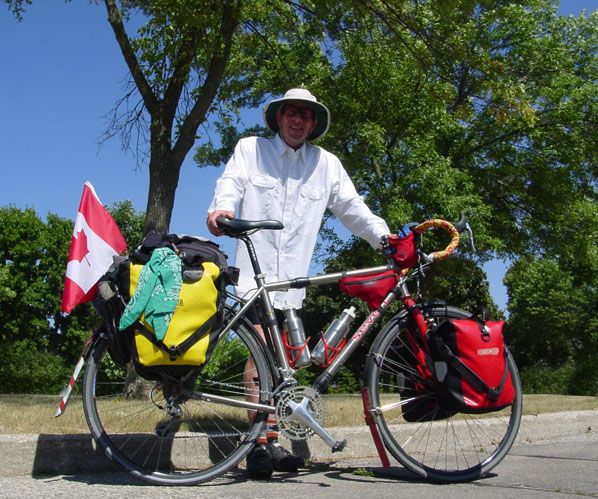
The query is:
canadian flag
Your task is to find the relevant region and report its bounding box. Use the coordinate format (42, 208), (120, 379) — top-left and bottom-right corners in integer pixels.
(61, 182), (127, 313)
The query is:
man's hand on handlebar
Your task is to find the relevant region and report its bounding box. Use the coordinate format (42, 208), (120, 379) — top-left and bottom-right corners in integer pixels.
(207, 210), (234, 236)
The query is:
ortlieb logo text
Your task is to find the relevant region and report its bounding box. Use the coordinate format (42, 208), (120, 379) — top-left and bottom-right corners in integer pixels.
(477, 347), (499, 356)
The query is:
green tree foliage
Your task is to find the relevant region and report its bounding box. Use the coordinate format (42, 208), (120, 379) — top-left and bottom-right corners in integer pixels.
(314, 1), (596, 254)
(505, 257), (597, 395)
(0, 203), (144, 393)
(110, 199), (146, 250)
(2, 0), (31, 20)
(201, 334), (249, 394)
(0, 207), (81, 392)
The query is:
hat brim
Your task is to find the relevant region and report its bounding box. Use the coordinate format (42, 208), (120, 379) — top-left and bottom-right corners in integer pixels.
(264, 97), (330, 142)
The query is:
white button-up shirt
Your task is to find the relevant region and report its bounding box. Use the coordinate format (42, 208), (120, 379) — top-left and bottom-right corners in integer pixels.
(208, 134), (390, 309)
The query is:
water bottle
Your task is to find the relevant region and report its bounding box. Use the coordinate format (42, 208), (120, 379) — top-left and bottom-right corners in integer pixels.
(283, 307), (311, 368)
(311, 306), (356, 366)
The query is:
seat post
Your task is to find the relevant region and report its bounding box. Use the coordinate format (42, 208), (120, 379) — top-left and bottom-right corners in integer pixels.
(240, 235), (263, 277)
(239, 234), (295, 378)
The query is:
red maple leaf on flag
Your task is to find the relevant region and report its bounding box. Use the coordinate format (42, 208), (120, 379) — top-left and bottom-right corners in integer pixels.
(70, 229), (90, 264)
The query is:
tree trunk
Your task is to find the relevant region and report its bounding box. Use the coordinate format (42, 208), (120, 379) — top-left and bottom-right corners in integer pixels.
(144, 153), (182, 235)
(143, 113), (183, 235)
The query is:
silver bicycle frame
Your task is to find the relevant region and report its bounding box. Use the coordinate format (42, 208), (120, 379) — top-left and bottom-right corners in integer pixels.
(221, 265), (391, 374)
(196, 263), (406, 414)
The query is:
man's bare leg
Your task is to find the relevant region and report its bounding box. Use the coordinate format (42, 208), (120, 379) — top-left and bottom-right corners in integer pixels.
(244, 323), (304, 475)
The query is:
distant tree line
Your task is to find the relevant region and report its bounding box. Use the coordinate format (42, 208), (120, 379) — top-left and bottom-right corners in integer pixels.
(0, 200), (595, 395)
(0, 203), (144, 393)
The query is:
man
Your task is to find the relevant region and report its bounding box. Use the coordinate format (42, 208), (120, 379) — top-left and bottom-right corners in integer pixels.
(207, 88), (390, 478)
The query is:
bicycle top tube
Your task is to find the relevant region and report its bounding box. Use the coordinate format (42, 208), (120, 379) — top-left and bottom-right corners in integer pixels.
(221, 262), (397, 343)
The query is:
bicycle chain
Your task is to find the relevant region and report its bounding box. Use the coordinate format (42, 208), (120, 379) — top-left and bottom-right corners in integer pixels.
(200, 378), (273, 397)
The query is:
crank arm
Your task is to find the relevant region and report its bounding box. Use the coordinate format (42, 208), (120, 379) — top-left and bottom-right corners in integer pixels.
(287, 397), (347, 452)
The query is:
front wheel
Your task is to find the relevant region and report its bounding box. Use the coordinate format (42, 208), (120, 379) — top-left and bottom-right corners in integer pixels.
(82, 318), (272, 486)
(365, 305), (522, 482)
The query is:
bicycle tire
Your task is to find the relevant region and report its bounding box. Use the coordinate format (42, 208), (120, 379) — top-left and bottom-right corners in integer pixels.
(82, 315), (272, 486)
(365, 305), (522, 482)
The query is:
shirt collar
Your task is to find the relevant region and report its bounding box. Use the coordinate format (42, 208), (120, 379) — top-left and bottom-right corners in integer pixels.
(274, 133), (307, 161)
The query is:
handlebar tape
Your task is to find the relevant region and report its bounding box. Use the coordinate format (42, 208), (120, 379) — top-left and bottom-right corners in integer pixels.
(414, 219), (460, 262)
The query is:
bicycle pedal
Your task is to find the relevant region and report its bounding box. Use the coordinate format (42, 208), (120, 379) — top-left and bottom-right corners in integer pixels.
(332, 439), (347, 453)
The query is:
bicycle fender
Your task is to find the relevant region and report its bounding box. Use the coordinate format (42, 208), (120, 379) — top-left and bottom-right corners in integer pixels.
(54, 326), (102, 418)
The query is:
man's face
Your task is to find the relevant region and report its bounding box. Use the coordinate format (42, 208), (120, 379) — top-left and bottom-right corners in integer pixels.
(276, 103), (317, 149)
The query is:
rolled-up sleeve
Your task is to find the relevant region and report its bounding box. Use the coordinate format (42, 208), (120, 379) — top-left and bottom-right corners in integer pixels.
(328, 161), (390, 248)
(207, 140), (250, 213)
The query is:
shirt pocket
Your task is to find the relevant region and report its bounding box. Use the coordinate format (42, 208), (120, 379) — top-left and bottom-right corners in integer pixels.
(247, 173), (278, 214)
(295, 184), (326, 223)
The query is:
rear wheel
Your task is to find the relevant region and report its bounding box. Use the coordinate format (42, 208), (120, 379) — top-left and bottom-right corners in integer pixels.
(83, 318), (272, 485)
(365, 305), (522, 482)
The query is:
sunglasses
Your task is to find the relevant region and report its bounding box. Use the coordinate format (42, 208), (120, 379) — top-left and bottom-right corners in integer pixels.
(281, 105), (315, 120)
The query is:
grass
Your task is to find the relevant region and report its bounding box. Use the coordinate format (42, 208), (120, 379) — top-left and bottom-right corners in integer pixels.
(0, 392), (596, 435)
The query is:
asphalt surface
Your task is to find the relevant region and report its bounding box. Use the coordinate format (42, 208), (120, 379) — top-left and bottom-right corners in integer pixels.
(1, 410), (597, 498)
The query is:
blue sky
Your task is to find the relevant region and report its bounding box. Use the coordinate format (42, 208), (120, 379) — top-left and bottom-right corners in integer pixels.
(1, 1), (595, 311)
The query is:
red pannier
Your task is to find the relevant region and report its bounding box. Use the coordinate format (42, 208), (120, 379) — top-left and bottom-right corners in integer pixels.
(428, 319), (515, 413)
(397, 327), (456, 422)
(338, 269), (398, 310)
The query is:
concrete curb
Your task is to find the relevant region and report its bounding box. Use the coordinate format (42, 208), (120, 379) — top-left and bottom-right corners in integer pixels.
(1, 410), (596, 477)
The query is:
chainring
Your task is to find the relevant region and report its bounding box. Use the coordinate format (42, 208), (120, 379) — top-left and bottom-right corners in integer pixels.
(275, 386), (324, 440)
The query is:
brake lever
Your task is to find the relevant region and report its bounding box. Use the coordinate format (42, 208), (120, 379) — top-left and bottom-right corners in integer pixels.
(465, 222), (477, 253)
(418, 250), (434, 264)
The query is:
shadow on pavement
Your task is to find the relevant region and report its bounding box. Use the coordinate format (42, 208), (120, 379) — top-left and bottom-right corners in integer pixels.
(32, 433), (117, 476)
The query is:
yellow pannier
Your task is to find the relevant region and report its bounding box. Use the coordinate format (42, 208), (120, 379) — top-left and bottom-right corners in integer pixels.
(129, 261), (221, 369)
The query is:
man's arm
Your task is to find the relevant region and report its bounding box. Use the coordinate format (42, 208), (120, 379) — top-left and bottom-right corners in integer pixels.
(206, 139), (251, 236)
(328, 161), (390, 247)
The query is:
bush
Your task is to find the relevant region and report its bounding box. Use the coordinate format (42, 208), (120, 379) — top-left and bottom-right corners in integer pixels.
(0, 340), (69, 394)
(519, 362), (575, 395)
(569, 356), (598, 396)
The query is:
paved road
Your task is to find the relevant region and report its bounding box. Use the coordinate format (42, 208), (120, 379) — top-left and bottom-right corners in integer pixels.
(1, 411), (597, 498)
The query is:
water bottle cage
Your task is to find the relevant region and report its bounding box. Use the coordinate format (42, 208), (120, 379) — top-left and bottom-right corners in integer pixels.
(315, 334), (347, 368)
(281, 330), (311, 369)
